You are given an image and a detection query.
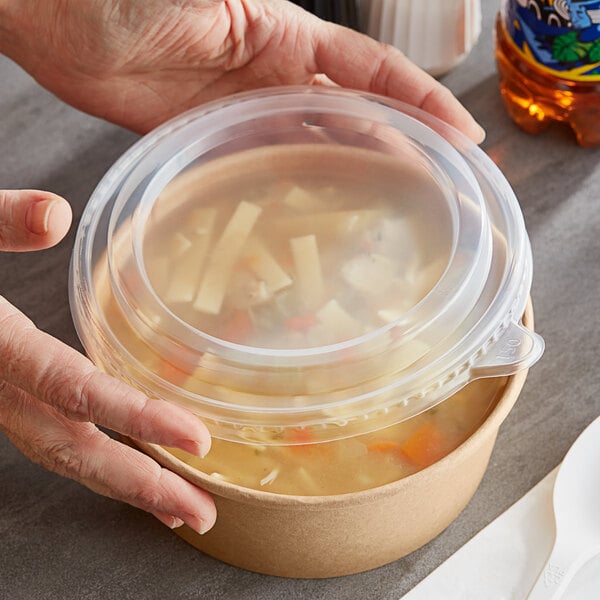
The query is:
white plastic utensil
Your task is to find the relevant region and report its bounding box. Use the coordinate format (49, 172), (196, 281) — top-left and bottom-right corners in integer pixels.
(527, 416), (600, 599)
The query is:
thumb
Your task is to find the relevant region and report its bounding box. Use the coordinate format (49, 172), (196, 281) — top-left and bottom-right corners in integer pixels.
(0, 189), (73, 252)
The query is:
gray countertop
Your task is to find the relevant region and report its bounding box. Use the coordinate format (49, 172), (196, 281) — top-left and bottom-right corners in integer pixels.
(1, 2), (599, 599)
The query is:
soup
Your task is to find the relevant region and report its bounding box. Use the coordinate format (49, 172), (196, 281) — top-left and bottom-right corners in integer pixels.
(166, 377), (506, 495)
(143, 144), (453, 349)
(93, 143), (502, 496)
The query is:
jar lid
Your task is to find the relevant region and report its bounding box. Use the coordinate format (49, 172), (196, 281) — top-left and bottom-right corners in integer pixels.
(70, 87), (544, 444)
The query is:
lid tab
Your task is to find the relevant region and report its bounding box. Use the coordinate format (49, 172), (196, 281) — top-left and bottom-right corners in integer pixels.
(470, 320), (545, 378)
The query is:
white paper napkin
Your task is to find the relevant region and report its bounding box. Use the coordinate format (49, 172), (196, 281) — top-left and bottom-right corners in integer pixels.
(401, 467), (600, 599)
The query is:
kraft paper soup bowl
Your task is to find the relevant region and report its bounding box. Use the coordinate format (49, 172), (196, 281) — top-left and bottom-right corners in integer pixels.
(132, 308), (533, 578)
(69, 87), (544, 578)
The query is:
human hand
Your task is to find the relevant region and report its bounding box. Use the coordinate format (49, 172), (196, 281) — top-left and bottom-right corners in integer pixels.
(0, 190), (216, 534)
(0, 0), (485, 141)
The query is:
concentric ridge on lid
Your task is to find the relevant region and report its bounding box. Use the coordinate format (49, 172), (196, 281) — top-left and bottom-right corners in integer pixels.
(69, 86), (543, 444)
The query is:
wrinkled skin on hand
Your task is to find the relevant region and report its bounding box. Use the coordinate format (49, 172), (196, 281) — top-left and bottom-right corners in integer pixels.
(3, 0), (484, 139)
(0, 0), (483, 532)
(0, 190), (216, 533)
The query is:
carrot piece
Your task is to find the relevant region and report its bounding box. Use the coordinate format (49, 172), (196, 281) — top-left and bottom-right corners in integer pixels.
(288, 427), (314, 444)
(286, 427), (317, 454)
(400, 422), (447, 469)
(286, 313), (317, 332)
(221, 310), (254, 344)
(157, 360), (191, 388)
(367, 440), (402, 454)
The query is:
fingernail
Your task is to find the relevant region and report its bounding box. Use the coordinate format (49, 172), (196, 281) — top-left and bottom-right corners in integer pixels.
(25, 199), (56, 235)
(474, 122), (486, 144)
(183, 513), (211, 535)
(174, 438), (208, 458)
(153, 512), (185, 529)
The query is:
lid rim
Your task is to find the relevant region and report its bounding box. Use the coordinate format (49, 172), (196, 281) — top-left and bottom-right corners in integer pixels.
(69, 86), (540, 444)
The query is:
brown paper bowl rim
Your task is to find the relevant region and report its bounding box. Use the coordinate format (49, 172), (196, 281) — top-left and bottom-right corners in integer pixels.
(134, 302), (535, 510)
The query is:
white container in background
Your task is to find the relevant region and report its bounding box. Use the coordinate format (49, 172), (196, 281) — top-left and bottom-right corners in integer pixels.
(362, 0), (482, 77)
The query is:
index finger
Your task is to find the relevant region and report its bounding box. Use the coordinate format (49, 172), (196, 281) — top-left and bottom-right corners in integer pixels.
(0, 297), (211, 457)
(313, 22), (486, 143)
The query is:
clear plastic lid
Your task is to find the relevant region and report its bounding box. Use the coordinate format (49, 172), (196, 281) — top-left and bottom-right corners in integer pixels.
(70, 87), (544, 444)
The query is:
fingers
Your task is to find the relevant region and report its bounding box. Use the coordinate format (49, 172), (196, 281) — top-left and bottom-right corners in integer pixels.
(0, 189), (73, 252)
(0, 297), (211, 457)
(313, 23), (486, 144)
(84, 437), (217, 534)
(80, 433), (216, 534)
(0, 385), (216, 534)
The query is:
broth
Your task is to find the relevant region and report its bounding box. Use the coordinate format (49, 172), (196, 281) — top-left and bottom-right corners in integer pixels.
(167, 377), (506, 495)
